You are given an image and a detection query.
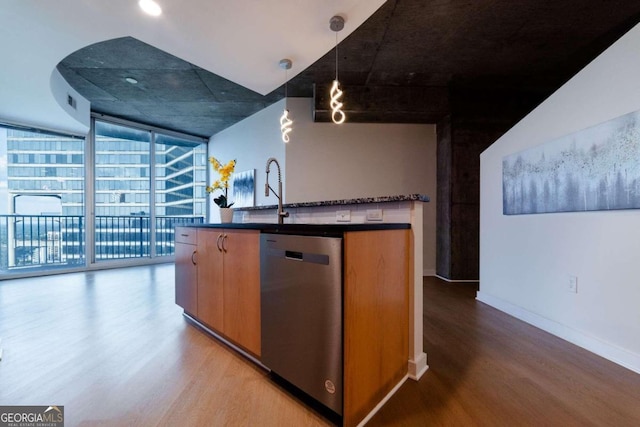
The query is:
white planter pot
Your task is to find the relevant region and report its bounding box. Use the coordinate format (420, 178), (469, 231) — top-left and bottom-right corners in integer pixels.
(220, 207), (234, 223)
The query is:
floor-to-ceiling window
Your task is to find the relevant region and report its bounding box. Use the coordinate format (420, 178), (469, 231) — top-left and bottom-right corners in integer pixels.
(92, 118), (206, 264)
(0, 125), (85, 275)
(94, 121), (152, 260)
(0, 118), (206, 278)
(154, 133), (207, 256)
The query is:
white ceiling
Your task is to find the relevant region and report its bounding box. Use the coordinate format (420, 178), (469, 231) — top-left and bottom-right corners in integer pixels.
(0, 0), (386, 135)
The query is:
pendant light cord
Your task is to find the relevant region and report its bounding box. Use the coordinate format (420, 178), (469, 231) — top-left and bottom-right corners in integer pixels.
(329, 15), (346, 124)
(279, 58), (293, 142)
(335, 32), (339, 81)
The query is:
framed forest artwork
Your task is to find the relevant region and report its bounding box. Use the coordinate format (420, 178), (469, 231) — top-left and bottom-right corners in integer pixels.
(503, 109), (640, 215)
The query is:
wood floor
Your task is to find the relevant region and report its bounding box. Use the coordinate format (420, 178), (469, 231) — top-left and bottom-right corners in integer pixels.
(1, 266), (639, 426)
(370, 278), (640, 426)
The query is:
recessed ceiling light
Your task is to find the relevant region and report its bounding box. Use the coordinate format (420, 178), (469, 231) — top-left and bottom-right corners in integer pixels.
(139, 0), (162, 17)
(125, 77), (138, 84)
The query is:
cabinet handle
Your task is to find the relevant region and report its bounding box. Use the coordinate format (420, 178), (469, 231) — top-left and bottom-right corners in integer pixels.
(216, 234), (223, 252)
(222, 234), (228, 253)
(191, 250), (197, 265)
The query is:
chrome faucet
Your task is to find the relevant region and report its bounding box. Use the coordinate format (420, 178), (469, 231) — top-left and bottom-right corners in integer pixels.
(265, 157), (289, 224)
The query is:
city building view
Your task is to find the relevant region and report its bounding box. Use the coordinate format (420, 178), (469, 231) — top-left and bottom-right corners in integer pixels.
(0, 119), (206, 275)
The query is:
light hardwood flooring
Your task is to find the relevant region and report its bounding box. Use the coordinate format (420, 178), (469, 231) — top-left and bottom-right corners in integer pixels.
(1, 266), (640, 426)
(0, 265), (330, 426)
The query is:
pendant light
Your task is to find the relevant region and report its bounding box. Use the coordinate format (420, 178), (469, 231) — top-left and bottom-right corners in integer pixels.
(329, 15), (346, 124)
(279, 58), (293, 143)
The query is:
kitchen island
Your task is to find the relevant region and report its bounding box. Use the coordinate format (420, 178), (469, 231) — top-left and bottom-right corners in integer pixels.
(235, 193), (430, 382)
(175, 221), (411, 427)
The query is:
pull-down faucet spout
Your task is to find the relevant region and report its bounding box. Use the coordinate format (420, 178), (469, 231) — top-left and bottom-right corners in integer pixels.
(265, 157), (289, 224)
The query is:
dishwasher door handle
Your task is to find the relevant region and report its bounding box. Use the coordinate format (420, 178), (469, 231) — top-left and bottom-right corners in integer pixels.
(285, 250), (303, 260)
(266, 247), (331, 265)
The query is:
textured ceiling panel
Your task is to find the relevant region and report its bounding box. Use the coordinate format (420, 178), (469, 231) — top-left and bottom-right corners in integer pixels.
(57, 0), (640, 138)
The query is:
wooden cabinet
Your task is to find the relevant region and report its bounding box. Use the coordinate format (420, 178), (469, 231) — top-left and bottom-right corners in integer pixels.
(196, 229), (224, 331)
(175, 227), (260, 356)
(343, 229), (410, 427)
(221, 229), (261, 356)
(174, 227), (198, 316)
(176, 225), (409, 426)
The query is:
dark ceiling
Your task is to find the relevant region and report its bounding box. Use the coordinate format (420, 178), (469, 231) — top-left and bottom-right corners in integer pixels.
(57, 0), (640, 138)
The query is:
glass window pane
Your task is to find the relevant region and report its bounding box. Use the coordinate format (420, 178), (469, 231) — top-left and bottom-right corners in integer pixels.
(0, 125), (86, 274)
(154, 133), (206, 256)
(94, 120), (151, 261)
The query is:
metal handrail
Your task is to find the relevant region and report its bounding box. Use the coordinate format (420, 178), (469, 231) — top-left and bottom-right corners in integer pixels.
(0, 214), (204, 272)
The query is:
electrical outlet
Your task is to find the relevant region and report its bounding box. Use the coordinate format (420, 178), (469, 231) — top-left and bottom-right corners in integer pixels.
(568, 276), (578, 293)
(336, 210), (351, 222)
(366, 209), (383, 221)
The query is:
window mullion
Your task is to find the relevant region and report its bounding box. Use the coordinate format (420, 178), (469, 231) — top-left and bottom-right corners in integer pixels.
(150, 131), (157, 258)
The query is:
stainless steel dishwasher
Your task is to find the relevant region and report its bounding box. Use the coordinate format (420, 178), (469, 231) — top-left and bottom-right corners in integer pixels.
(260, 233), (343, 415)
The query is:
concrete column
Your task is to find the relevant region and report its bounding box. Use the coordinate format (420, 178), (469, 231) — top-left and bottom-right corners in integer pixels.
(436, 85), (547, 281)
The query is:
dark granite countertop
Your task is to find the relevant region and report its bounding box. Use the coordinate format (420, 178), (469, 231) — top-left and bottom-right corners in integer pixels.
(235, 193), (430, 211)
(179, 222), (410, 236)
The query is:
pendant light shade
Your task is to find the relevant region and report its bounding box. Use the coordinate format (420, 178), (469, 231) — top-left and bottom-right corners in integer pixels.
(329, 15), (346, 124)
(279, 58), (293, 143)
(280, 109), (292, 142)
(330, 80), (345, 124)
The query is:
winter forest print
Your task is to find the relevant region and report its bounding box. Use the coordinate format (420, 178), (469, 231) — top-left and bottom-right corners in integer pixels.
(503, 110), (640, 215)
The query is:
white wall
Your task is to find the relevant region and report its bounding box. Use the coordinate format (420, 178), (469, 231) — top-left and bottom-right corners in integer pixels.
(284, 98), (435, 203)
(209, 97), (437, 274)
(479, 23), (640, 373)
(208, 100), (286, 221)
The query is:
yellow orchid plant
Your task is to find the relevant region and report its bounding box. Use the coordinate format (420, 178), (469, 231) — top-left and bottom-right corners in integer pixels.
(206, 157), (237, 208)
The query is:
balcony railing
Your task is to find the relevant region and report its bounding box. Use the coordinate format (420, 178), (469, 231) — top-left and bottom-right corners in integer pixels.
(0, 214), (204, 274)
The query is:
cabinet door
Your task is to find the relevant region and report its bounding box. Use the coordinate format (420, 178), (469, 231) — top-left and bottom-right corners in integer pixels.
(222, 229), (261, 356)
(196, 229), (225, 331)
(175, 242), (198, 316)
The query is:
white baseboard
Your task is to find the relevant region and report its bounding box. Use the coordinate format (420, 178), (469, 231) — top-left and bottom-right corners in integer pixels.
(476, 291), (640, 375)
(408, 352), (429, 380)
(435, 274), (479, 283)
(423, 268), (436, 276)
